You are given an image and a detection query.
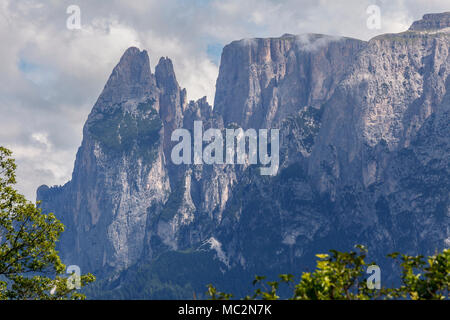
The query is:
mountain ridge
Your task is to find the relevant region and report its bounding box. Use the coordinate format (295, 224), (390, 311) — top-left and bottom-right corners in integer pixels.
(37, 13), (449, 298)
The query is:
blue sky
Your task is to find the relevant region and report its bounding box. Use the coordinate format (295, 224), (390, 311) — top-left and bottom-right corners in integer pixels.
(0, 0), (449, 199)
(206, 42), (223, 65)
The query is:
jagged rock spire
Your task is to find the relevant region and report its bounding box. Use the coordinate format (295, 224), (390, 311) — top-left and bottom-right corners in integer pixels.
(95, 47), (155, 107)
(155, 57), (179, 94)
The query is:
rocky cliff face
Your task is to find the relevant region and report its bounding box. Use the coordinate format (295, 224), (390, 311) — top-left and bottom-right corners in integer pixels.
(38, 47), (172, 274)
(409, 12), (450, 31)
(215, 34), (367, 129)
(37, 13), (449, 297)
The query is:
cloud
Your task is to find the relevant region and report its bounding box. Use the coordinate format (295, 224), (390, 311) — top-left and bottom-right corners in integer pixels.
(0, 0), (448, 200)
(294, 34), (345, 51)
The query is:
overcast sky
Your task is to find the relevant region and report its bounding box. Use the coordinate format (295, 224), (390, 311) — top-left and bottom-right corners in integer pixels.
(0, 0), (449, 200)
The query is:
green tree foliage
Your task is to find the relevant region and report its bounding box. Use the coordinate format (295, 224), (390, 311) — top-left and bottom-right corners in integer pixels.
(207, 245), (449, 300)
(0, 147), (95, 300)
(386, 250), (450, 300)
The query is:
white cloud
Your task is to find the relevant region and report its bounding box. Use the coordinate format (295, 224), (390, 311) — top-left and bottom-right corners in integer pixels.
(31, 132), (51, 150)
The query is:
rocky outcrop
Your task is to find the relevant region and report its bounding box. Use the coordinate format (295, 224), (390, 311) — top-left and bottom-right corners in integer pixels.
(409, 12), (450, 31)
(38, 48), (171, 274)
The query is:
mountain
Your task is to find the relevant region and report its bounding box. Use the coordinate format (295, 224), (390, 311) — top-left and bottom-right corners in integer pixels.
(37, 13), (450, 298)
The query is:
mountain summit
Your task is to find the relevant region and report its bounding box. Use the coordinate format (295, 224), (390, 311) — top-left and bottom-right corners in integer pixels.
(97, 47), (154, 107)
